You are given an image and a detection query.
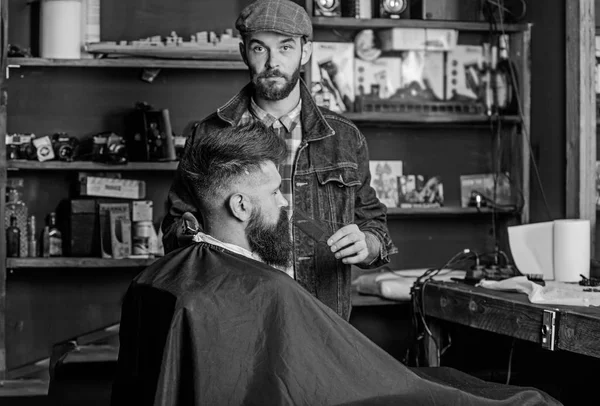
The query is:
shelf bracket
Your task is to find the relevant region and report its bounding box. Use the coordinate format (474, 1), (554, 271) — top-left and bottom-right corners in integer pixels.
(141, 68), (161, 83)
(6, 64), (20, 79)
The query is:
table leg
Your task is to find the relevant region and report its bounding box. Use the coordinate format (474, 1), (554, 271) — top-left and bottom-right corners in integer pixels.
(424, 317), (443, 367)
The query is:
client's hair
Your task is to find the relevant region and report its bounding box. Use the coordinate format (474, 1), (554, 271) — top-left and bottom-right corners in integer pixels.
(179, 121), (287, 209)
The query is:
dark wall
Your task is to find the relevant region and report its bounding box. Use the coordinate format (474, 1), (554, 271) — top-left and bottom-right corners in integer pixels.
(527, 0), (566, 222)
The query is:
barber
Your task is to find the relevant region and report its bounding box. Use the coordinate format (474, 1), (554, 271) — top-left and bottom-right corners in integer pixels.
(162, 0), (396, 320)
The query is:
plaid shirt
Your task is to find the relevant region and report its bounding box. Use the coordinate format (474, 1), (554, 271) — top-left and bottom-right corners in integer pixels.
(239, 98), (303, 278)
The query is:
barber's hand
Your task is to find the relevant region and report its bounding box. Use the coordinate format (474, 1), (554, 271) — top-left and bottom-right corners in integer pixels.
(327, 224), (376, 265)
(176, 212), (200, 247)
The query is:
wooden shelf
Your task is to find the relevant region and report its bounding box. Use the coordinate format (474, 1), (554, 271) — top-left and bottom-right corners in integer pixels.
(344, 112), (521, 124)
(387, 207), (518, 217)
(0, 379), (49, 397)
(7, 160), (179, 171)
(8, 57), (247, 70)
(6, 257), (158, 269)
(351, 289), (406, 306)
(312, 17), (528, 32)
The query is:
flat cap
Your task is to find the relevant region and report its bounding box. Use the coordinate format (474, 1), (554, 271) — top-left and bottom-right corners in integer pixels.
(236, 0), (312, 39)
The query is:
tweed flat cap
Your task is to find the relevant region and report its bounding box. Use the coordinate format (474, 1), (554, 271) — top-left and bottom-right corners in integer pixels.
(236, 0), (312, 38)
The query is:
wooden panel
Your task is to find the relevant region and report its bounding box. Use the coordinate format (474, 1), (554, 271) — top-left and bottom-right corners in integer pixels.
(558, 308), (600, 358)
(311, 17), (528, 32)
(9, 57), (247, 70)
(351, 288), (403, 307)
(422, 282), (547, 344)
(7, 257), (157, 269)
(5, 268), (137, 369)
(510, 29), (531, 224)
(387, 207), (518, 217)
(386, 217), (498, 269)
(345, 113), (521, 124)
(0, 379), (48, 397)
(0, 0), (8, 380)
(528, 0), (566, 222)
(8, 160), (178, 171)
(7, 67), (248, 137)
(565, 0), (596, 251)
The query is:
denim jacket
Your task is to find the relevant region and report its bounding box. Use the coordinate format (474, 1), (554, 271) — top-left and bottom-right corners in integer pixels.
(162, 80), (397, 320)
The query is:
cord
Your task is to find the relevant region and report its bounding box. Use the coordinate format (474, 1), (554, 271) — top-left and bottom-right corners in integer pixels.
(410, 249), (476, 366)
(492, 0), (554, 221)
(506, 338), (516, 384)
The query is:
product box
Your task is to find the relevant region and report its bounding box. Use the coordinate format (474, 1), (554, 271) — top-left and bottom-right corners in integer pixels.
(132, 200), (153, 222)
(399, 50), (445, 101)
(445, 45), (485, 101)
(398, 175), (444, 208)
(311, 42), (355, 113)
(65, 198), (128, 257)
(379, 28), (458, 52)
(369, 160), (403, 207)
(80, 176), (146, 199)
(99, 202), (132, 259)
(460, 173), (514, 208)
(355, 57), (403, 99)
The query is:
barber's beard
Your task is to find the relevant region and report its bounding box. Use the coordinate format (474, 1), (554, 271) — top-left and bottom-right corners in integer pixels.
(246, 208), (293, 268)
(252, 63), (301, 101)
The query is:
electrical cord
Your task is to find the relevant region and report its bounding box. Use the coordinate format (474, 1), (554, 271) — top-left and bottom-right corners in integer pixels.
(506, 338), (516, 384)
(410, 249), (477, 366)
(489, 0), (554, 221)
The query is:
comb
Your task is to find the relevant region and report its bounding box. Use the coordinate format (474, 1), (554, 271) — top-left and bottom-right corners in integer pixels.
(291, 207), (331, 243)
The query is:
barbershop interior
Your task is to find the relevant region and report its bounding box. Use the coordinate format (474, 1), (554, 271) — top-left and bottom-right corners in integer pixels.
(1, 0), (600, 405)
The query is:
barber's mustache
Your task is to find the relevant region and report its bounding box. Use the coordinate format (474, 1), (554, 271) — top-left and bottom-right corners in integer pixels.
(259, 70), (286, 79)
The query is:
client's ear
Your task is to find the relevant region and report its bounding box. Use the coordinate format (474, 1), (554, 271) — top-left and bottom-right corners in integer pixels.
(228, 193), (253, 222)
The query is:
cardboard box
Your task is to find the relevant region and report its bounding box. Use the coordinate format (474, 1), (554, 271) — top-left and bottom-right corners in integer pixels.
(80, 176), (146, 200)
(379, 28), (457, 51)
(311, 42), (355, 113)
(355, 57), (403, 99)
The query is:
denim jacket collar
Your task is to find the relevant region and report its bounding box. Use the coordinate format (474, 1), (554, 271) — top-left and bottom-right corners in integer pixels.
(216, 79), (335, 142)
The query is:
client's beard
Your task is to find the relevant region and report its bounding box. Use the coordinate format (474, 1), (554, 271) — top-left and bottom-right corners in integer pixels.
(252, 63), (301, 101)
(246, 208), (293, 268)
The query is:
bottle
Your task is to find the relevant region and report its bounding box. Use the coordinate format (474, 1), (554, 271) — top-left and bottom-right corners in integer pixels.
(6, 215), (21, 258)
(47, 212), (63, 257)
(41, 226), (50, 258)
(5, 178), (28, 257)
(27, 215), (38, 257)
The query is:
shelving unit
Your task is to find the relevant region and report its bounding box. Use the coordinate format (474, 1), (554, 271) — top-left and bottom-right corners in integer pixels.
(307, 1), (531, 277)
(8, 57), (247, 70)
(386, 207), (518, 217)
(311, 16), (528, 32)
(7, 160), (179, 171)
(6, 257), (157, 269)
(0, 0), (532, 383)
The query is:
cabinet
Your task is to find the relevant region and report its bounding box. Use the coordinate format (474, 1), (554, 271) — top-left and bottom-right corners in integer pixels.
(305, 0), (531, 272)
(0, 0), (531, 383)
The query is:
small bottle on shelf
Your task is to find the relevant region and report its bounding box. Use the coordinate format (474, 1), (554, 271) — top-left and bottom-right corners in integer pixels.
(47, 212), (63, 257)
(5, 178), (28, 257)
(27, 215), (38, 257)
(41, 225), (50, 258)
(6, 215), (21, 258)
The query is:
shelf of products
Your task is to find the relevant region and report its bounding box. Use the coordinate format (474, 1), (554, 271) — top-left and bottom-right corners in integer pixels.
(7, 160), (179, 171)
(6, 257), (158, 269)
(344, 112), (521, 124)
(311, 17), (528, 32)
(7, 57), (247, 70)
(386, 207), (518, 217)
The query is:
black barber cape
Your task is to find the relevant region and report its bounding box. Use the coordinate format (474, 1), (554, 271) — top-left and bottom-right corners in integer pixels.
(111, 242), (560, 406)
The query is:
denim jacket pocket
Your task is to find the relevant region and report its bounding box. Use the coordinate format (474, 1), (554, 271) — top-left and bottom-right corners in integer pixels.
(315, 167), (360, 227)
